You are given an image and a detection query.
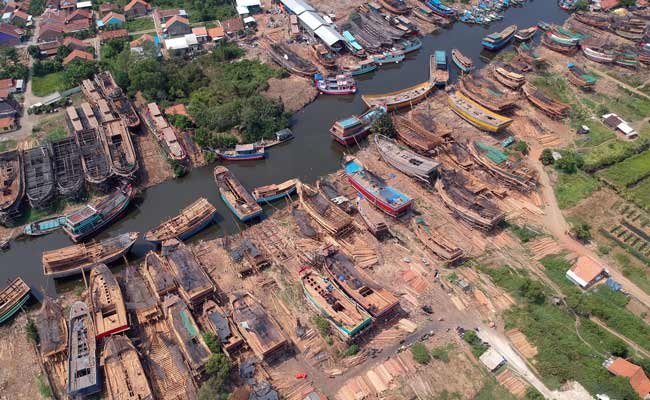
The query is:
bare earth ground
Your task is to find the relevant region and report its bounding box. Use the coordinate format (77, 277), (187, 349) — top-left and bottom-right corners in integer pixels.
(0, 313), (42, 400)
(262, 76), (319, 112)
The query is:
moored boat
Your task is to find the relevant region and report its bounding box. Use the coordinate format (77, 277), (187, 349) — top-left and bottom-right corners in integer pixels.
(23, 146), (55, 209)
(362, 81), (434, 111)
(481, 24), (517, 51)
(468, 141), (538, 192)
(267, 42), (317, 77)
(396, 37), (422, 54)
(297, 181), (353, 236)
(522, 82), (569, 119)
(0, 149), (24, 222)
(574, 11), (610, 29)
(329, 106), (387, 145)
(314, 73), (357, 95)
(380, 0), (408, 14)
(343, 155), (412, 217)
(447, 92), (513, 133)
(90, 264), (128, 339)
(514, 25), (538, 41)
(144, 197), (217, 244)
(100, 336), (153, 400)
(0, 277), (30, 324)
(42, 232), (139, 278)
(582, 46), (616, 64)
(426, 0), (456, 18)
(213, 166), (263, 222)
(67, 301), (101, 397)
(432, 51), (449, 86)
(375, 134), (439, 183)
(311, 43), (336, 68)
(252, 178), (298, 203)
(413, 5), (442, 24)
(541, 32), (578, 55)
(372, 50), (406, 66)
(413, 217), (463, 263)
(24, 215), (66, 236)
(451, 48), (473, 73)
(215, 143), (265, 161)
(342, 59), (378, 76)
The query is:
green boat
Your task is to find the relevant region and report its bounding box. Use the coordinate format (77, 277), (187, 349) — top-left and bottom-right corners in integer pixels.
(0, 277), (30, 324)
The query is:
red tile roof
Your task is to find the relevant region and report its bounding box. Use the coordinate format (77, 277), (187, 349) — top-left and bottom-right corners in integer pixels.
(192, 26), (207, 36)
(207, 26), (224, 39)
(0, 117), (15, 129)
(63, 49), (93, 65)
(165, 15), (189, 27)
(124, 0), (150, 12)
(600, 0), (619, 10)
(569, 256), (604, 285)
(102, 11), (125, 25)
(164, 103), (189, 118)
(607, 358), (650, 398)
(99, 28), (128, 41)
(65, 9), (91, 22)
(0, 79), (13, 89)
(0, 22), (23, 39)
(13, 10), (30, 20)
(63, 36), (86, 49)
(222, 17), (243, 33)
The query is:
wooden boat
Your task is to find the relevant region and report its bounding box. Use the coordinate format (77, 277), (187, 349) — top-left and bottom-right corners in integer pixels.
(458, 75), (518, 113)
(356, 195), (389, 238)
(24, 215), (66, 236)
(379, 0), (408, 14)
(426, 0), (456, 18)
(514, 26), (538, 41)
(215, 143), (265, 161)
(202, 300), (244, 356)
(162, 239), (214, 309)
(0, 150), (24, 221)
(396, 37), (422, 54)
(267, 42), (317, 77)
(447, 92), (513, 133)
(23, 146), (55, 209)
(342, 59), (378, 76)
(318, 179), (354, 214)
(144, 197), (216, 244)
(90, 264), (128, 339)
(537, 21), (551, 31)
(0, 277), (30, 324)
(413, 216), (463, 263)
(567, 64), (597, 89)
(323, 250), (398, 318)
(314, 73), (357, 95)
(492, 63), (525, 89)
(362, 81), (434, 111)
(615, 51), (640, 69)
(573, 12), (610, 29)
(42, 232), (138, 278)
(468, 141), (538, 192)
(522, 82), (569, 119)
(451, 48), (473, 73)
(541, 32), (578, 55)
(329, 106), (386, 145)
(614, 27), (645, 41)
(213, 166), (263, 222)
(301, 267), (373, 339)
(100, 336), (153, 400)
(95, 71), (140, 129)
(392, 115), (444, 154)
(231, 292), (287, 360)
(67, 301), (101, 397)
(163, 295), (211, 373)
(372, 50), (406, 66)
(311, 43), (336, 68)
(144, 103), (187, 161)
(102, 119), (139, 177)
(632, 9), (650, 20)
(343, 155), (412, 217)
(432, 51), (449, 86)
(252, 178), (298, 203)
(297, 181), (352, 236)
(482, 24), (517, 50)
(36, 296), (67, 359)
(435, 169), (504, 231)
(143, 251), (176, 302)
(62, 182), (135, 242)
(413, 6), (442, 24)
(122, 265), (160, 325)
(74, 124), (112, 186)
(374, 134), (439, 183)
(582, 46), (615, 64)
(516, 42), (543, 64)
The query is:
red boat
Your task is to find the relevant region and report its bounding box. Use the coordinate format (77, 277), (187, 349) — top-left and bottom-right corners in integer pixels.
(314, 73), (356, 95)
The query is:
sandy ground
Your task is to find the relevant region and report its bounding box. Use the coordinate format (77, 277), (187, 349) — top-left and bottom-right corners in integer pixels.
(262, 76), (319, 112)
(0, 313), (43, 400)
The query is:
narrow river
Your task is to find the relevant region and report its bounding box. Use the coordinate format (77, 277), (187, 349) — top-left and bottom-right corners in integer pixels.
(1, 1), (570, 297)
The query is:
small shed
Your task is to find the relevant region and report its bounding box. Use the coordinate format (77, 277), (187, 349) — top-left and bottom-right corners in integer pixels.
(479, 348), (506, 371)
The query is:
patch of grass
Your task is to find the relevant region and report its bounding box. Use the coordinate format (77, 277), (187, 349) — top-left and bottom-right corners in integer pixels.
(574, 121), (616, 148)
(126, 16), (155, 32)
(343, 344), (359, 357)
(592, 91), (650, 122)
(410, 342), (431, 364)
(431, 389), (462, 400)
(463, 330), (488, 358)
(474, 375), (517, 400)
(597, 151), (650, 189)
(582, 136), (650, 172)
(627, 177), (650, 211)
(508, 223), (542, 243)
(0, 139), (17, 152)
(311, 315), (330, 336)
(430, 343), (455, 363)
(532, 73), (571, 103)
(554, 170), (599, 209)
(26, 318), (39, 344)
(44, 127), (67, 143)
(31, 71), (66, 97)
(37, 373), (53, 399)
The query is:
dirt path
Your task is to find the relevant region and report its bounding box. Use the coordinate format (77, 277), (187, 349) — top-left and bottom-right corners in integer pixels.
(590, 316), (650, 358)
(592, 69), (650, 101)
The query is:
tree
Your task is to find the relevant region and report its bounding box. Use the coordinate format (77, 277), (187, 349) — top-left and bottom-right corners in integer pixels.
(574, 0), (589, 11)
(571, 220), (592, 242)
(56, 46), (71, 61)
(514, 140), (529, 155)
(539, 148), (554, 165)
(410, 343), (431, 364)
(312, 315), (330, 336)
(525, 387), (545, 400)
(198, 376), (228, 400)
(370, 113), (396, 138)
(127, 57), (166, 100)
(28, 45), (43, 60)
(555, 150), (584, 174)
(343, 344), (359, 357)
(62, 60), (97, 88)
(239, 96), (289, 142)
(520, 280), (546, 305)
(205, 353), (232, 382)
(202, 332), (220, 353)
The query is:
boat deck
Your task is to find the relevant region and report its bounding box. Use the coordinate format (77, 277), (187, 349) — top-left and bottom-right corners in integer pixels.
(163, 239), (214, 308)
(231, 293), (287, 360)
(90, 264), (128, 338)
(101, 336), (153, 400)
(164, 295), (211, 372)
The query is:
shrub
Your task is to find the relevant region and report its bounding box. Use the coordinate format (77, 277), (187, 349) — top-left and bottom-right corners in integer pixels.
(370, 113), (396, 138)
(26, 318), (39, 344)
(463, 330), (488, 358)
(202, 331), (221, 353)
(312, 315), (330, 336)
(540, 148), (554, 165)
(343, 344), (359, 357)
(411, 343), (431, 364)
(205, 353), (232, 382)
(430, 344), (453, 363)
(571, 220), (592, 242)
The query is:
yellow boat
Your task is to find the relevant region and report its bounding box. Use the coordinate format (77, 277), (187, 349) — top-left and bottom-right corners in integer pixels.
(447, 92), (512, 133)
(362, 81), (434, 111)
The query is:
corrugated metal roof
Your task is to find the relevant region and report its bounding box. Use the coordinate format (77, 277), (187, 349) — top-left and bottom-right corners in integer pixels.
(237, 0), (261, 7)
(280, 0), (314, 15)
(299, 10), (325, 30)
(314, 24), (344, 46)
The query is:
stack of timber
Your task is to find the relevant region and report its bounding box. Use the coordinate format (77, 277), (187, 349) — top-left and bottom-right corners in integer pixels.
(123, 264), (161, 324)
(458, 75), (518, 113)
(143, 251), (177, 302)
(447, 92), (513, 133)
(356, 195), (389, 238)
(163, 295), (211, 373)
(36, 296), (67, 359)
(413, 216), (463, 263)
(100, 335), (153, 400)
(516, 42), (543, 64)
(582, 45), (616, 63)
(392, 115), (444, 154)
(297, 181), (353, 236)
(70, 105), (112, 186)
(22, 146), (55, 208)
(0, 277), (30, 324)
(267, 42), (318, 77)
(435, 169), (505, 231)
(541, 31), (578, 55)
(90, 264), (129, 338)
(67, 301), (101, 398)
(145, 198), (216, 244)
(141, 324), (197, 400)
(567, 65), (597, 89)
(361, 81), (434, 111)
(374, 134), (439, 183)
(213, 166), (263, 222)
(231, 292), (287, 360)
(161, 239), (214, 309)
(103, 119), (138, 177)
(301, 267), (373, 340)
(491, 63), (525, 89)
(51, 137), (84, 197)
(95, 71), (140, 129)
(522, 82), (569, 119)
(0, 150), (23, 221)
(363, 9), (407, 40)
(573, 12), (610, 29)
(202, 300), (244, 356)
(81, 79), (102, 105)
(467, 141), (538, 192)
(42, 232), (138, 278)
(144, 103), (186, 161)
(323, 250), (398, 318)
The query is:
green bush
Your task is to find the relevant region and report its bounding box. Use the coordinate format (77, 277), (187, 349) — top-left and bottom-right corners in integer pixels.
(202, 331), (221, 353)
(463, 330), (488, 358)
(37, 373), (53, 399)
(411, 343), (431, 364)
(26, 318), (39, 344)
(525, 387), (545, 400)
(343, 344), (359, 357)
(430, 344), (453, 363)
(508, 223), (541, 243)
(570, 219), (592, 241)
(312, 315), (330, 336)
(371, 113), (395, 138)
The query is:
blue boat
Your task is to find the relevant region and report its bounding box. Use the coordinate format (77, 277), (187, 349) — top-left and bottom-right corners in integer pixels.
(432, 50), (449, 87)
(216, 143), (265, 161)
(0, 278), (30, 324)
(213, 166), (263, 222)
(372, 50), (405, 66)
(427, 0), (457, 18)
(481, 24), (517, 50)
(343, 59), (378, 76)
(252, 179), (298, 203)
(24, 215), (66, 236)
(343, 30), (365, 55)
(396, 37), (422, 54)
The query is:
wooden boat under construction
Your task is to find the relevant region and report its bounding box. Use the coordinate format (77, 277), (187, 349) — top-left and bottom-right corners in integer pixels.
(42, 232), (138, 278)
(51, 136), (84, 197)
(413, 216), (463, 263)
(491, 63), (525, 89)
(0, 277), (30, 324)
(516, 42), (543, 64)
(567, 64), (597, 89)
(122, 264), (160, 325)
(522, 82), (569, 119)
(573, 11), (610, 29)
(231, 292), (287, 360)
(202, 300), (244, 356)
(362, 81), (434, 111)
(90, 264), (129, 338)
(541, 32), (578, 55)
(95, 71), (140, 129)
(448, 92), (513, 133)
(582, 46), (616, 64)
(515, 26), (538, 41)
(374, 134), (439, 183)
(301, 267), (373, 340)
(467, 141), (538, 192)
(380, 0), (408, 14)
(356, 195), (389, 238)
(214, 166), (263, 222)
(100, 335), (153, 400)
(162, 239), (214, 309)
(323, 250), (398, 318)
(67, 301), (101, 398)
(144, 197), (217, 244)
(0, 149), (24, 221)
(36, 296), (67, 359)
(267, 41), (317, 77)
(143, 251), (177, 302)
(435, 169), (505, 231)
(311, 43), (336, 68)
(103, 119), (138, 178)
(163, 295), (211, 373)
(73, 122), (112, 186)
(393, 115), (444, 154)
(23, 146), (55, 208)
(252, 178), (298, 203)
(458, 75), (518, 113)
(297, 181), (353, 236)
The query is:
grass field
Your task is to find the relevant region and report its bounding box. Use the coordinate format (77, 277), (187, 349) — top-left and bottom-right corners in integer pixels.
(592, 91), (650, 122)
(581, 136), (649, 172)
(31, 72), (67, 97)
(126, 16), (154, 32)
(574, 121), (616, 148)
(554, 170), (599, 209)
(627, 177), (650, 211)
(597, 151), (650, 189)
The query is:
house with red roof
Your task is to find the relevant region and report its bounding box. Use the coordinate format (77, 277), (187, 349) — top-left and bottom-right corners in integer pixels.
(566, 256), (607, 289)
(207, 26), (225, 42)
(98, 11), (125, 28)
(62, 49), (93, 65)
(605, 358), (650, 399)
(63, 36), (87, 51)
(98, 28), (128, 42)
(164, 15), (190, 37)
(0, 22), (24, 45)
(192, 26), (208, 43)
(124, 0), (150, 17)
(599, 0), (620, 10)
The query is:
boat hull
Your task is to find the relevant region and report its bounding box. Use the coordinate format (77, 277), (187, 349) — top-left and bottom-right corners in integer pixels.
(0, 293), (29, 323)
(346, 176), (411, 217)
(220, 192), (263, 222)
(481, 32), (515, 50)
(451, 52), (473, 73)
(65, 198), (132, 243)
(254, 187), (296, 203)
(330, 126), (371, 145)
(144, 211), (216, 245)
(218, 152), (265, 161)
(47, 244), (136, 279)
